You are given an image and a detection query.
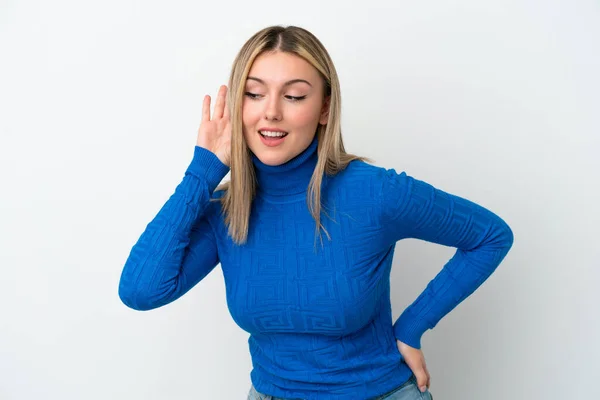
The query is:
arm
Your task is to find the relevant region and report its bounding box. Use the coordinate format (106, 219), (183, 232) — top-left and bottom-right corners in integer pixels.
(118, 146), (230, 311)
(380, 168), (514, 349)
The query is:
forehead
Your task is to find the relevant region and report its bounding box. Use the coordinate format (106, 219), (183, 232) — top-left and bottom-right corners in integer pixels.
(247, 51), (319, 85)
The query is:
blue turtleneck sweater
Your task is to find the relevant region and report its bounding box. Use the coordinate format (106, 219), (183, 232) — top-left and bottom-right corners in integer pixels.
(118, 136), (514, 400)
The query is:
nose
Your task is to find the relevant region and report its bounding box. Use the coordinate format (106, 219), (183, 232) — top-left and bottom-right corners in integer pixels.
(264, 95), (282, 121)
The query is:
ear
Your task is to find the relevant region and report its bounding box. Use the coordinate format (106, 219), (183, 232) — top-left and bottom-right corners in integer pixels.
(319, 95), (331, 125)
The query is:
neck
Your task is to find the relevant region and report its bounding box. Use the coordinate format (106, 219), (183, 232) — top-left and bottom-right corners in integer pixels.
(251, 135), (319, 198)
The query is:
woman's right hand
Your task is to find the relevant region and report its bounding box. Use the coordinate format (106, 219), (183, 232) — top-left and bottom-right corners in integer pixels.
(196, 85), (232, 167)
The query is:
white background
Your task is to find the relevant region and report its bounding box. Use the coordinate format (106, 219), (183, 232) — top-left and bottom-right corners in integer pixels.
(1, 0), (598, 399)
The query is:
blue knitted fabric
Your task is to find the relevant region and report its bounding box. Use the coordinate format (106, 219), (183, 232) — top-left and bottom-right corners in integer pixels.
(119, 135), (513, 400)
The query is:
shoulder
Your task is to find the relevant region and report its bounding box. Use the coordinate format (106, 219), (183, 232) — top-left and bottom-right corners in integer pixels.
(330, 159), (404, 189)
(326, 159), (405, 203)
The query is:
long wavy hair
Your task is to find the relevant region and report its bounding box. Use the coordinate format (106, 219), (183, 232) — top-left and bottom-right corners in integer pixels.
(214, 25), (371, 247)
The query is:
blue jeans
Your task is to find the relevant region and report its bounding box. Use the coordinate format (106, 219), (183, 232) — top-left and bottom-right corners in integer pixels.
(247, 375), (434, 400)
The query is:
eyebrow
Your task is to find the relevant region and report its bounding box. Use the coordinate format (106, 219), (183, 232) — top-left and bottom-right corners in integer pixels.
(246, 76), (313, 87)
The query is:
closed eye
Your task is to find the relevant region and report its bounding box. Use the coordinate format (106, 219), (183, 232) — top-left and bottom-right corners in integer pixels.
(286, 95), (306, 102)
(244, 92), (261, 100)
(244, 92), (306, 102)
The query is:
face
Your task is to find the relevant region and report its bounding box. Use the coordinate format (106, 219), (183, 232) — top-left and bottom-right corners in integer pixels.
(242, 51), (330, 166)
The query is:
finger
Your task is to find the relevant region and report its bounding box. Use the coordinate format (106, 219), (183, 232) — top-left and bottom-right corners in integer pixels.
(223, 94), (230, 120)
(415, 370), (428, 393)
(202, 95), (211, 122)
(419, 357), (430, 388)
(213, 85), (227, 120)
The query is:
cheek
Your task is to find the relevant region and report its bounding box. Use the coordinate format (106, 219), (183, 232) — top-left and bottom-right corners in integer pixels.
(289, 105), (321, 127)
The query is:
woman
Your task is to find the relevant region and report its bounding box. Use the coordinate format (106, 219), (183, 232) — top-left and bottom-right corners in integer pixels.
(118, 25), (514, 400)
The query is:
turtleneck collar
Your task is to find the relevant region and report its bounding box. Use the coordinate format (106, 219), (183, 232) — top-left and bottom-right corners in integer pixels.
(251, 135), (319, 198)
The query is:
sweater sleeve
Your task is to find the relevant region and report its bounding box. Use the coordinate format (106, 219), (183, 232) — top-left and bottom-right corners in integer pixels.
(118, 146), (230, 311)
(379, 168), (514, 349)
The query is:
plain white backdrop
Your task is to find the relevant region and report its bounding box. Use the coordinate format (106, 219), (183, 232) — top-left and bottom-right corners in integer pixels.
(1, 0), (598, 399)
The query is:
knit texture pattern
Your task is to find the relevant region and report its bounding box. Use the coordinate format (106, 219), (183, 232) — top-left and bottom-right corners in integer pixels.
(119, 136), (514, 400)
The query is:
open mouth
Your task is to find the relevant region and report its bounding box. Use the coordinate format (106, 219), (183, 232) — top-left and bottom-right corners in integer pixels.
(259, 131), (289, 138)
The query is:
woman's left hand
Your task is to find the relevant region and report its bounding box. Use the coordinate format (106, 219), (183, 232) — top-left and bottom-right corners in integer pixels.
(396, 339), (431, 392)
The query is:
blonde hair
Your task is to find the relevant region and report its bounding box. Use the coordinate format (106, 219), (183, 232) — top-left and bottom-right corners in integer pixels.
(214, 25), (371, 247)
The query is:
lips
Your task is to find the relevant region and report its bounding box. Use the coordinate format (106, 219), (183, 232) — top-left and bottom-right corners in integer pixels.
(259, 131), (289, 138)
(258, 130), (288, 147)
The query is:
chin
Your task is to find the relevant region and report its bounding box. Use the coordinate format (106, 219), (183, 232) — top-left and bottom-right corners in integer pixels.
(255, 152), (290, 166)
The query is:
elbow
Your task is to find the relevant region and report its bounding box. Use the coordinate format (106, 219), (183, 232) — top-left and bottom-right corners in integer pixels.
(118, 281), (158, 311)
(493, 219), (514, 259)
(501, 220), (514, 251)
(483, 217), (514, 257)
